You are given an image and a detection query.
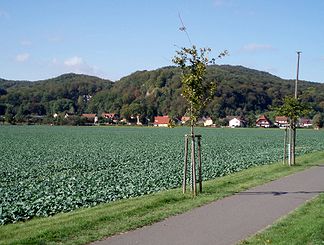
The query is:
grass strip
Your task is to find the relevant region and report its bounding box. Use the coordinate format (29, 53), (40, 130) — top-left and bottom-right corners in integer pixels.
(0, 150), (323, 245)
(239, 193), (324, 245)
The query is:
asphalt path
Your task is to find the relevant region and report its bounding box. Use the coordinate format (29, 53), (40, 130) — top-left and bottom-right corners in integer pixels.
(91, 165), (324, 245)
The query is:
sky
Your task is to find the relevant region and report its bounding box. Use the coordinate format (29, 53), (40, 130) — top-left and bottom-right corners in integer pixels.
(1, 0), (324, 83)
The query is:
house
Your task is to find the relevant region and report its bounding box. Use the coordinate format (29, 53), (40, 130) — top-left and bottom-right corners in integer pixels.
(299, 118), (312, 128)
(203, 117), (213, 127)
(181, 116), (190, 125)
(102, 113), (120, 123)
(275, 116), (289, 128)
(228, 116), (246, 128)
(256, 115), (271, 128)
(154, 116), (170, 127)
(53, 113), (58, 118)
(81, 113), (98, 124)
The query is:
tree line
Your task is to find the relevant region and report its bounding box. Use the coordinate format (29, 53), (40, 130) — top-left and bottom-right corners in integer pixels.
(0, 65), (323, 127)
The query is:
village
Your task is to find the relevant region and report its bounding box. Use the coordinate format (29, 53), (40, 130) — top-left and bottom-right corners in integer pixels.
(53, 112), (314, 129)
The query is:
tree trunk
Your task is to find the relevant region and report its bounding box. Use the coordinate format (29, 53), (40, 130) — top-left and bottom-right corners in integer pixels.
(190, 122), (197, 196)
(183, 135), (189, 193)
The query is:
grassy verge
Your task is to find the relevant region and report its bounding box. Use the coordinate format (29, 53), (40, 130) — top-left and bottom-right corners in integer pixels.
(0, 151), (323, 245)
(240, 193), (324, 245)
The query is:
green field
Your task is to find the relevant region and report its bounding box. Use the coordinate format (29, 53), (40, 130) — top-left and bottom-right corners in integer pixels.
(1, 126), (324, 225)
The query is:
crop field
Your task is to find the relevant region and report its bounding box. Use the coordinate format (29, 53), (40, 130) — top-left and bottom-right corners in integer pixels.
(1, 126), (324, 225)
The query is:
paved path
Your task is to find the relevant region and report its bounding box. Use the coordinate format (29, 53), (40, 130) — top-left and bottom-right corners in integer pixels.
(91, 165), (324, 245)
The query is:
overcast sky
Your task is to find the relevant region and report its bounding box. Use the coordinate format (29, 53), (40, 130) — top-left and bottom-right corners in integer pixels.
(1, 0), (324, 83)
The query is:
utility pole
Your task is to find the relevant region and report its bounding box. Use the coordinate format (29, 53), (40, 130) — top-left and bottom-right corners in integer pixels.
(290, 51), (301, 165)
(295, 51), (301, 99)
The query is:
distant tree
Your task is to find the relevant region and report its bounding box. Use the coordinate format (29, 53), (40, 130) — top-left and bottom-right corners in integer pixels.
(246, 113), (257, 127)
(15, 106), (25, 123)
(312, 113), (323, 129)
(0, 88), (7, 96)
(4, 105), (15, 124)
(0, 104), (6, 115)
(275, 96), (310, 165)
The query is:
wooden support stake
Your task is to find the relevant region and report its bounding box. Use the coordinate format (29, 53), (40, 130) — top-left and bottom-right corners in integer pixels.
(182, 134), (202, 196)
(283, 127), (288, 164)
(183, 135), (189, 193)
(191, 134), (197, 196)
(197, 135), (202, 193)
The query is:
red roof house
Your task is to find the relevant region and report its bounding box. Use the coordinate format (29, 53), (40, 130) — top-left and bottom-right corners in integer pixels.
(256, 115), (271, 128)
(275, 116), (289, 128)
(154, 116), (170, 127)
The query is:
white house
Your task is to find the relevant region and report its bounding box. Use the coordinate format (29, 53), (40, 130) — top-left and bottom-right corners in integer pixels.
(203, 117), (213, 127)
(229, 117), (244, 128)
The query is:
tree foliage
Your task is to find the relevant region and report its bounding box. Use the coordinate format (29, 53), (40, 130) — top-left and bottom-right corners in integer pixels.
(172, 46), (217, 123)
(275, 96), (311, 122)
(312, 113), (324, 128)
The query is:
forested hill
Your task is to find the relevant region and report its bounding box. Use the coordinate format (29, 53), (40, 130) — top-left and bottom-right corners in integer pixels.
(0, 73), (113, 116)
(87, 65), (324, 120)
(0, 66), (324, 122)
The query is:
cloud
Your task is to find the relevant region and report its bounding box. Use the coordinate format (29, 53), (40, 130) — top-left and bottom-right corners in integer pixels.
(59, 56), (102, 76)
(50, 56), (106, 78)
(241, 43), (275, 53)
(64, 56), (83, 67)
(16, 53), (30, 62)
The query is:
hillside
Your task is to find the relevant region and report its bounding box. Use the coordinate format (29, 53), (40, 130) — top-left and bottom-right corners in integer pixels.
(88, 65), (324, 122)
(0, 73), (113, 116)
(1, 66), (323, 124)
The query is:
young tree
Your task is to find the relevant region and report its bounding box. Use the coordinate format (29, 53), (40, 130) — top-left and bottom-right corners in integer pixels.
(172, 46), (227, 134)
(275, 96), (310, 165)
(172, 45), (226, 195)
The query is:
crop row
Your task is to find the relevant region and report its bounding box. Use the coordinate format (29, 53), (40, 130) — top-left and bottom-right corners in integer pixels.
(1, 126), (324, 225)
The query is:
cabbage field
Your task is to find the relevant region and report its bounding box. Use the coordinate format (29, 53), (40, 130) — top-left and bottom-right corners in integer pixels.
(1, 126), (324, 225)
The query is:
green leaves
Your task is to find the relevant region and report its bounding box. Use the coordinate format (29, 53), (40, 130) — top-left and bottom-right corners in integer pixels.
(173, 46), (218, 123)
(275, 96), (311, 122)
(0, 126), (323, 225)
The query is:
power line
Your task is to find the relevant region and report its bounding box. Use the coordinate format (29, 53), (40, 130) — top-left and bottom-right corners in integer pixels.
(178, 12), (193, 46)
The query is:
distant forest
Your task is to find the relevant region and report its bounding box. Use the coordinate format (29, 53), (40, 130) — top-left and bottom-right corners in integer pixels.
(1, 65), (324, 126)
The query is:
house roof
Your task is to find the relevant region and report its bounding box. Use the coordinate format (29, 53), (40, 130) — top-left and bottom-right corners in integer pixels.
(154, 116), (170, 125)
(229, 116), (245, 122)
(81, 113), (96, 119)
(102, 113), (116, 118)
(300, 118), (312, 124)
(256, 114), (270, 123)
(203, 117), (212, 121)
(275, 116), (288, 122)
(181, 116), (190, 122)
